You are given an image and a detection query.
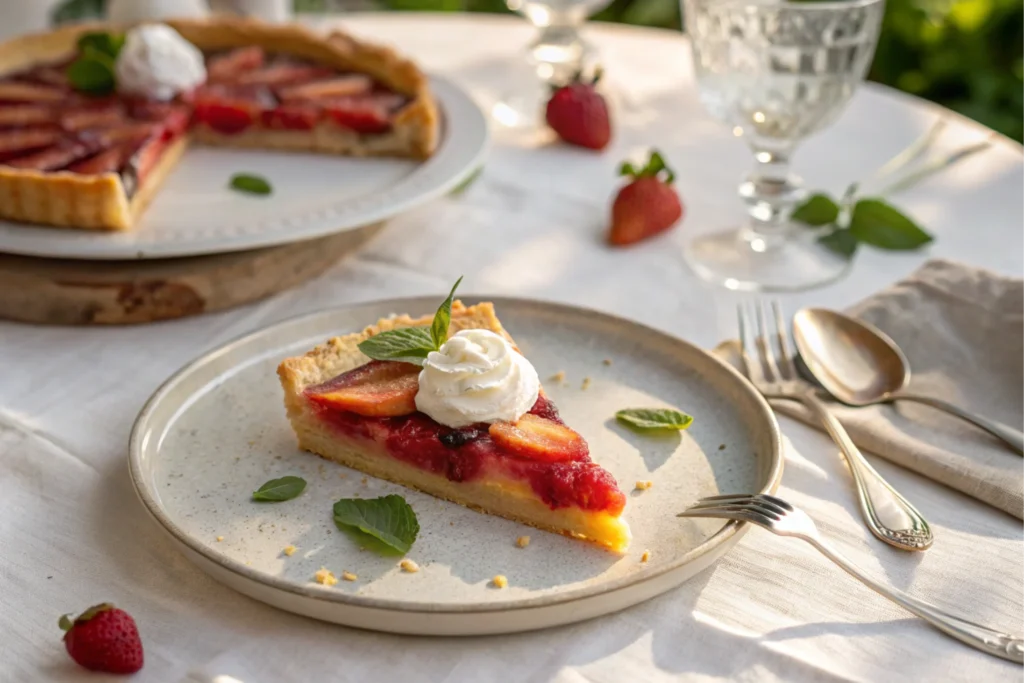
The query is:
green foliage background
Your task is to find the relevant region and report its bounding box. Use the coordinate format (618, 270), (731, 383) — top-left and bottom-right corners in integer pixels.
(56, 0), (1024, 142)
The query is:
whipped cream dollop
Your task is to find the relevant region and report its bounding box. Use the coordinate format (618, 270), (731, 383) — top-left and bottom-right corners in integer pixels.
(415, 329), (540, 428)
(115, 24), (206, 101)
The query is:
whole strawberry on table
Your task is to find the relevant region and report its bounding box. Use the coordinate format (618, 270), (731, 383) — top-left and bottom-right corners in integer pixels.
(609, 150), (685, 246)
(60, 603), (144, 675)
(545, 68), (611, 151)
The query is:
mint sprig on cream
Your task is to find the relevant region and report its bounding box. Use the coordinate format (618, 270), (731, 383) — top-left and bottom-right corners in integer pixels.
(358, 277), (463, 366)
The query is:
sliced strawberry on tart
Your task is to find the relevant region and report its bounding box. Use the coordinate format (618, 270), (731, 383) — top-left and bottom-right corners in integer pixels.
(278, 284), (631, 553)
(0, 17), (437, 231)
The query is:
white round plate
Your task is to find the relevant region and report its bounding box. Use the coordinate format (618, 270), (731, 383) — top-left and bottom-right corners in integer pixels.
(0, 77), (487, 260)
(129, 297), (783, 635)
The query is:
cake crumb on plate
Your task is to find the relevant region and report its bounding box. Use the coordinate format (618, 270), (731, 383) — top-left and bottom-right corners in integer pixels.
(283, 545), (297, 557)
(314, 567), (337, 586)
(635, 480), (653, 491)
(641, 550), (651, 563)
(400, 559), (420, 573)
(516, 535), (531, 548)
(342, 571), (358, 582)
(580, 377), (591, 390)
(215, 536), (224, 542)
(491, 574), (508, 589)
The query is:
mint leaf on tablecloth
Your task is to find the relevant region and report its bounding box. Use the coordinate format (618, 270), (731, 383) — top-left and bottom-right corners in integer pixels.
(229, 174), (273, 196)
(616, 408), (693, 432)
(358, 327), (436, 365)
(430, 276), (463, 348)
(252, 476), (306, 502)
(818, 227), (859, 258)
(333, 495), (419, 555)
(792, 193), (840, 226)
(849, 199), (933, 250)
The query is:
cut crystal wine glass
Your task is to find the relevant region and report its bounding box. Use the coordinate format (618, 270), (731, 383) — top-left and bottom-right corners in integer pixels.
(682, 0), (886, 291)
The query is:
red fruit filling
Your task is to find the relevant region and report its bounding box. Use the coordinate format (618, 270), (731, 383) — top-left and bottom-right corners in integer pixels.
(306, 362), (626, 514)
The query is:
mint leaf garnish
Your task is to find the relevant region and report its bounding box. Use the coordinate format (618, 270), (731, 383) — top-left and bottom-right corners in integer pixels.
(252, 476), (306, 502)
(67, 55), (115, 95)
(848, 199), (933, 250)
(229, 174), (272, 196)
(616, 408), (693, 432)
(333, 495), (419, 555)
(357, 276), (464, 366)
(430, 276), (462, 349)
(357, 327), (435, 364)
(77, 31), (124, 59)
(791, 194), (839, 226)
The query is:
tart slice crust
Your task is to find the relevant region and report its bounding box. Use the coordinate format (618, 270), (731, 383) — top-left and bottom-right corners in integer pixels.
(278, 302), (632, 552)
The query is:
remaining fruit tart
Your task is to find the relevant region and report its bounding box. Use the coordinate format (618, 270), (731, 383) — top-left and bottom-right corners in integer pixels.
(0, 18), (437, 231)
(278, 290), (631, 552)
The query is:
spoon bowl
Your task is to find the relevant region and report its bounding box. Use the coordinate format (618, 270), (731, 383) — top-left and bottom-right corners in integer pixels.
(792, 308), (909, 406)
(792, 307), (1024, 454)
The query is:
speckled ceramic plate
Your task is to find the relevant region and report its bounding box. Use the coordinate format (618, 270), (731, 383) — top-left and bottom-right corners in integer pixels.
(0, 77), (486, 260)
(129, 297), (783, 635)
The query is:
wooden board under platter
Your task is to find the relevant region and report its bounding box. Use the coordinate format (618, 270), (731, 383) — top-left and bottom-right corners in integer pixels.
(0, 224), (381, 325)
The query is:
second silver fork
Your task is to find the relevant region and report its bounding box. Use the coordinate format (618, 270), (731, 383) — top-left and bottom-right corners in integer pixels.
(738, 300), (933, 552)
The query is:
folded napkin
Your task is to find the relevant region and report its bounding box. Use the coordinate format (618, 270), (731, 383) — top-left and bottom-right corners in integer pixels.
(719, 258), (1024, 519)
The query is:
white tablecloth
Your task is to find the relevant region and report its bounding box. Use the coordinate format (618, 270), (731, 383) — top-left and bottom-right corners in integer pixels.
(1, 14), (1022, 683)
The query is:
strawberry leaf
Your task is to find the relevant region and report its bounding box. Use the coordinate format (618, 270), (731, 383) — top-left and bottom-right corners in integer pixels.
(59, 614), (74, 632)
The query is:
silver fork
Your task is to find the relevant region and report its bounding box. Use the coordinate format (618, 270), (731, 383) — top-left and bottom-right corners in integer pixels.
(737, 300), (933, 552)
(679, 494), (1023, 663)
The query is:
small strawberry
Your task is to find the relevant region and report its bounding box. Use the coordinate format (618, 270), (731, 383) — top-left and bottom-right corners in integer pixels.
(545, 69), (611, 151)
(608, 150), (684, 246)
(60, 603), (143, 675)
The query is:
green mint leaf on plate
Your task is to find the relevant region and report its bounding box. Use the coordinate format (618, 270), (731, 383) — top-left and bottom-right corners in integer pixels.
(67, 55), (115, 95)
(333, 495), (419, 555)
(229, 174), (273, 196)
(849, 199), (933, 250)
(252, 475), (306, 502)
(430, 276), (463, 349)
(77, 31), (124, 59)
(616, 408), (693, 432)
(817, 227), (858, 258)
(358, 327), (436, 365)
(791, 193), (840, 227)
(358, 276), (464, 365)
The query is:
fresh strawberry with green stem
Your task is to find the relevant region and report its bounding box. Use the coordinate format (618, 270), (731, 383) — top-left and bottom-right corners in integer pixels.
(608, 150), (684, 246)
(545, 68), (611, 151)
(60, 603), (144, 674)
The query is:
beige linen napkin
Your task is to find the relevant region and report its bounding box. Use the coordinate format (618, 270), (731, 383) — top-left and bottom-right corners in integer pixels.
(720, 258), (1024, 519)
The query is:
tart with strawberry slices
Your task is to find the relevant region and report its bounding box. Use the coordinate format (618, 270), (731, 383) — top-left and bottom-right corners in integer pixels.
(0, 17), (437, 231)
(278, 301), (632, 553)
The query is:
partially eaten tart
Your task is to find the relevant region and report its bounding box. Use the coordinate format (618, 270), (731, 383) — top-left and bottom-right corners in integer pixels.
(277, 302), (631, 553)
(0, 17), (437, 231)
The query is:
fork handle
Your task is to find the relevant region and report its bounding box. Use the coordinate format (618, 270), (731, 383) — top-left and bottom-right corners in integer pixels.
(799, 390), (934, 551)
(890, 392), (1024, 455)
(807, 536), (1024, 664)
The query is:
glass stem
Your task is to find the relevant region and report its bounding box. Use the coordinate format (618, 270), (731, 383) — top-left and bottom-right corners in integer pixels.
(738, 147), (806, 251)
(529, 24), (588, 87)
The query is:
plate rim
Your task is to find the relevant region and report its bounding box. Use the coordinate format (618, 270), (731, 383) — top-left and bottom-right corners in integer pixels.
(0, 75), (488, 260)
(128, 296), (784, 615)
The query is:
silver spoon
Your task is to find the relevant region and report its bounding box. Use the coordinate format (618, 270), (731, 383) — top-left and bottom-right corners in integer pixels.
(792, 308), (1024, 455)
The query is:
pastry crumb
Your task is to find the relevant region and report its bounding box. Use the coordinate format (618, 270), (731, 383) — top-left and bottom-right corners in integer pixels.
(718, 443), (726, 451)
(550, 370), (566, 383)
(580, 377), (591, 390)
(491, 574), (508, 589)
(342, 571), (358, 582)
(361, 476), (368, 486)
(515, 535), (531, 548)
(215, 536), (224, 542)
(641, 550), (651, 563)
(602, 358), (613, 366)
(400, 559), (420, 573)
(635, 480), (653, 491)
(283, 545), (297, 557)
(314, 567), (337, 586)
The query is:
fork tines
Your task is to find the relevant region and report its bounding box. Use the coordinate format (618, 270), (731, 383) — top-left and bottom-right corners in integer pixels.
(677, 493), (791, 526)
(736, 300), (799, 384)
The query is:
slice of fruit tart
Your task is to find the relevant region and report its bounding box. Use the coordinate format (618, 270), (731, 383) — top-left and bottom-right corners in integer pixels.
(0, 17), (437, 231)
(278, 284), (631, 552)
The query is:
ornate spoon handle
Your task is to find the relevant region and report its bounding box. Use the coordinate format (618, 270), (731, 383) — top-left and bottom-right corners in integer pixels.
(892, 392), (1024, 455)
(800, 390), (933, 551)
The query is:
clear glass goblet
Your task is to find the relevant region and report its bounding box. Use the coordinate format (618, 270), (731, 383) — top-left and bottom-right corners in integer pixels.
(681, 0), (886, 291)
(492, 0), (613, 128)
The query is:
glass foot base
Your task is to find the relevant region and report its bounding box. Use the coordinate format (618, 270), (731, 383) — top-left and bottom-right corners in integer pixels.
(683, 227), (852, 292)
